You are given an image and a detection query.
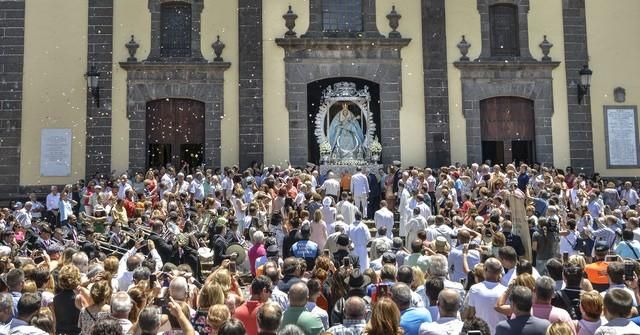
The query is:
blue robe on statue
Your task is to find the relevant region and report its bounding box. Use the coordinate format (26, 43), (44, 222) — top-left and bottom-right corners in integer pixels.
(328, 111), (365, 159)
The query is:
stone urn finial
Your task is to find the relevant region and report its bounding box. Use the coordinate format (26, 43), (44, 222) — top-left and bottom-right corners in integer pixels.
(386, 5), (402, 38)
(539, 35), (553, 62)
(457, 35), (471, 61)
(212, 35), (225, 62)
(125, 35), (139, 62)
(283, 5), (298, 38)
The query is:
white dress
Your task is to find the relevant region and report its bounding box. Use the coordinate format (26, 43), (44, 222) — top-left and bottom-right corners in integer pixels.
(399, 188), (412, 237)
(348, 221), (371, 270)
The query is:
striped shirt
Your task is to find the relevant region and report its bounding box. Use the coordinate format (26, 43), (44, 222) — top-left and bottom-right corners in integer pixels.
(326, 319), (367, 335)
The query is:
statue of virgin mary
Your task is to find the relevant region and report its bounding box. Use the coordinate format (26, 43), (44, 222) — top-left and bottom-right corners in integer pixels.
(328, 102), (365, 160)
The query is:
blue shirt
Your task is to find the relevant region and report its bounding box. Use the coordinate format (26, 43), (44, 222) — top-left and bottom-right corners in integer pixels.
(400, 307), (432, 335)
(291, 239), (319, 269)
(616, 240), (640, 260)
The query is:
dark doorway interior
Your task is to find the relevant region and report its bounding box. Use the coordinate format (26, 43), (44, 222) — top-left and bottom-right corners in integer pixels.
(306, 78), (380, 164)
(480, 97), (535, 165)
(146, 98), (205, 170)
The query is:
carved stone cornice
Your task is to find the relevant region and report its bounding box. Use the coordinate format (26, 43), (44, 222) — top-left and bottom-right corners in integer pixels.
(276, 37), (411, 60)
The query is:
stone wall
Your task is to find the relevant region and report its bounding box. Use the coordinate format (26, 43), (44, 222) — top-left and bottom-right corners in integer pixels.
(0, 0), (25, 194)
(85, 0), (114, 178)
(422, 0), (451, 168)
(562, 0), (593, 174)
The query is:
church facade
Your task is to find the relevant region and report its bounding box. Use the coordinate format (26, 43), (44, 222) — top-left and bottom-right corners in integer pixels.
(1, 0), (639, 194)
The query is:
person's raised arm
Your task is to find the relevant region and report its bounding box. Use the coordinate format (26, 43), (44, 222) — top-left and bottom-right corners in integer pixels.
(117, 240), (142, 277)
(462, 244), (470, 274)
(148, 240), (163, 272)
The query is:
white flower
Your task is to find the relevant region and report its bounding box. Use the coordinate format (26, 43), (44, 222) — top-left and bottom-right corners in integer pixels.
(369, 139), (382, 154)
(319, 141), (332, 155)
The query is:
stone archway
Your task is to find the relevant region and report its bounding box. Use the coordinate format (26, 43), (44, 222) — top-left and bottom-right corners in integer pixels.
(120, 62), (230, 172)
(276, 38), (411, 166)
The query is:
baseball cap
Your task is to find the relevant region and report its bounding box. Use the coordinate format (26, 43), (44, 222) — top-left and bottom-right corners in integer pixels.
(594, 240), (609, 253)
(337, 234), (350, 247)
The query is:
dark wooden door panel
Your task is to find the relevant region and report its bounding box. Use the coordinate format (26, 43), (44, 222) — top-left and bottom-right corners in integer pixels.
(146, 99), (205, 168)
(481, 97), (535, 164)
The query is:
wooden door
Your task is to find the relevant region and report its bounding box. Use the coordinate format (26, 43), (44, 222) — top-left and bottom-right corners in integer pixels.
(480, 97), (535, 165)
(146, 99), (205, 170)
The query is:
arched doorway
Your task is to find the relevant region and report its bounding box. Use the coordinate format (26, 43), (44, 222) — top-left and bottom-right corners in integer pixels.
(306, 78), (381, 164)
(146, 98), (205, 169)
(480, 97), (535, 165)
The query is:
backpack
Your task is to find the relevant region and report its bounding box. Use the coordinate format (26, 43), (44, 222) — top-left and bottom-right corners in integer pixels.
(555, 289), (582, 320)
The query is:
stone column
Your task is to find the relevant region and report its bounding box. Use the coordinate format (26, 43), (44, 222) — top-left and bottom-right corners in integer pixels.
(86, 0), (114, 177)
(238, 0), (264, 168)
(422, 0), (451, 168)
(562, 0), (594, 174)
(0, 0), (25, 194)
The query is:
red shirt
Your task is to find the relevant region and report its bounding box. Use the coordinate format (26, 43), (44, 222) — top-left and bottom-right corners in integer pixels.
(124, 199), (137, 218)
(234, 300), (262, 335)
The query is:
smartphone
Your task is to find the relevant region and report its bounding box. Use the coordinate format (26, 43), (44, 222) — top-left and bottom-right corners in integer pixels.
(342, 257), (351, 267)
(149, 274), (157, 287)
(467, 331), (483, 335)
(605, 255), (619, 263)
(625, 262), (636, 281)
(33, 256), (44, 264)
(323, 249), (331, 257)
(376, 283), (390, 301)
(562, 252), (569, 263)
(229, 261), (237, 274)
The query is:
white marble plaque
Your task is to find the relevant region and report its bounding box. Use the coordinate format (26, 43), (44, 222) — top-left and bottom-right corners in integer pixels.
(605, 107), (639, 167)
(40, 128), (72, 177)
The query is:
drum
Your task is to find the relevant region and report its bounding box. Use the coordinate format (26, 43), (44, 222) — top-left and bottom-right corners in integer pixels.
(226, 243), (247, 265)
(197, 247), (214, 261)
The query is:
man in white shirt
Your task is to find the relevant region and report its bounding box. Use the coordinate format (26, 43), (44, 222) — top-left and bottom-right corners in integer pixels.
(320, 172), (341, 200)
(374, 200), (394, 239)
(426, 215), (455, 246)
(116, 174), (132, 200)
(348, 212), (371, 270)
(621, 181), (639, 209)
(161, 167), (176, 193)
(463, 258), (508, 335)
(415, 194), (431, 219)
(15, 202), (32, 229)
(419, 289), (464, 335)
(189, 171), (206, 202)
(174, 173), (189, 195)
(45, 185), (60, 225)
(116, 240), (163, 291)
(350, 167), (370, 218)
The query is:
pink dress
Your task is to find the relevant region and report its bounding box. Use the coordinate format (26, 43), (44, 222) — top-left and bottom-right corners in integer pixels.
(310, 220), (328, 251)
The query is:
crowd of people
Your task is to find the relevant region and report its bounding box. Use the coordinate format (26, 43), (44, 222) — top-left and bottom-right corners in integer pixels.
(1, 161), (640, 335)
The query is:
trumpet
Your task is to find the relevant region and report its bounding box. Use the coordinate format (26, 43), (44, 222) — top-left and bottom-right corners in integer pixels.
(95, 239), (129, 256)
